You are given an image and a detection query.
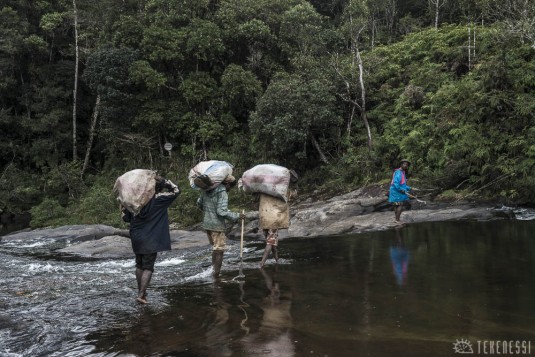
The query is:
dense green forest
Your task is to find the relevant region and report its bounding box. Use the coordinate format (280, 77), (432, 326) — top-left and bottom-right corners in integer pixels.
(1, 0), (534, 229)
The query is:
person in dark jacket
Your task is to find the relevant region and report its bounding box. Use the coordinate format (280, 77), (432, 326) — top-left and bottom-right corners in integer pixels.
(122, 176), (180, 304)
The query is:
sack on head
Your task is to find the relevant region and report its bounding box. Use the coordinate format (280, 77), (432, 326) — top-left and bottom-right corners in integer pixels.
(239, 164), (291, 202)
(113, 169), (156, 215)
(188, 160), (233, 191)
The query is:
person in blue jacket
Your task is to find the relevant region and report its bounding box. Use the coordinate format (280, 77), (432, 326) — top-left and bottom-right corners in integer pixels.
(388, 159), (412, 223)
(122, 176), (180, 304)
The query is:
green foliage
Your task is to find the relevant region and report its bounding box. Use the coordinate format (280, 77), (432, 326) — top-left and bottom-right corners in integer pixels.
(67, 175), (125, 227)
(370, 24), (535, 200)
(250, 70), (342, 168)
(30, 198), (67, 228)
(185, 18), (225, 62)
(129, 60), (167, 91)
(40, 12), (67, 31)
(2, 0), (535, 229)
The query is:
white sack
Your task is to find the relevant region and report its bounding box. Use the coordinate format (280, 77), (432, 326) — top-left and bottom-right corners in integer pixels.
(113, 169), (156, 214)
(188, 160), (233, 190)
(239, 164), (290, 202)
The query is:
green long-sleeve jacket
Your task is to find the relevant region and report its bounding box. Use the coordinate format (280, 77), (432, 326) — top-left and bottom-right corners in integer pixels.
(197, 184), (240, 232)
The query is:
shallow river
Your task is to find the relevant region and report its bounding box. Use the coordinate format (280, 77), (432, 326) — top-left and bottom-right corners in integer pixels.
(1, 220), (534, 357)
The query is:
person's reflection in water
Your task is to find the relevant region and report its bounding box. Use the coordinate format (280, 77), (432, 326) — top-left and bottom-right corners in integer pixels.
(204, 280), (232, 356)
(241, 267), (294, 356)
(390, 226), (410, 286)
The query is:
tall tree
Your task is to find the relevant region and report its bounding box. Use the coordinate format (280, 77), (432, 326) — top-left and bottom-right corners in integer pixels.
(429, 0), (447, 29)
(72, 0), (79, 161)
(333, 0), (373, 149)
(480, 0), (535, 49)
(250, 71), (342, 166)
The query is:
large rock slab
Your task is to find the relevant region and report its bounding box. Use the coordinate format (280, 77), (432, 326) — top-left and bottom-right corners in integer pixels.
(1, 224), (127, 243)
(2, 185), (512, 258)
(56, 229), (209, 258)
(287, 193), (497, 237)
(58, 235), (134, 258)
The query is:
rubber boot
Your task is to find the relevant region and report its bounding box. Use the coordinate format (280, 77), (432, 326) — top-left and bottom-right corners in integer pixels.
(137, 269), (152, 304)
(260, 245), (272, 268)
(212, 250), (224, 278)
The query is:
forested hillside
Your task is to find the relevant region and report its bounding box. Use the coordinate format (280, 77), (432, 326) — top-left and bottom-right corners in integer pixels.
(1, 0), (534, 228)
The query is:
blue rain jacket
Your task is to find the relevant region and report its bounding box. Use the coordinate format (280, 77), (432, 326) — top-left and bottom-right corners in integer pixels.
(388, 168), (411, 203)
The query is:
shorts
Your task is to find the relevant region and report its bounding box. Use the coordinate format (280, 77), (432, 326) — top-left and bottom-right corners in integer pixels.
(392, 201), (411, 208)
(206, 230), (227, 251)
(135, 253), (157, 271)
(264, 229), (279, 246)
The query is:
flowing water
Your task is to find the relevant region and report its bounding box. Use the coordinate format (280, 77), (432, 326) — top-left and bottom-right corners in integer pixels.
(1, 219), (535, 357)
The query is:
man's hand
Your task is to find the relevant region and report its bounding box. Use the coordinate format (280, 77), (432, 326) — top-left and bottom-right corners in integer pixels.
(245, 211), (259, 221)
(164, 179), (180, 194)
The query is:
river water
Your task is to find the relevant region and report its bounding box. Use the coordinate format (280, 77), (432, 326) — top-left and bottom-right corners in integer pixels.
(1, 219), (534, 357)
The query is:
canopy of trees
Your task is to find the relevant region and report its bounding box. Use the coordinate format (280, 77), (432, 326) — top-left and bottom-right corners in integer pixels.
(1, 0), (534, 227)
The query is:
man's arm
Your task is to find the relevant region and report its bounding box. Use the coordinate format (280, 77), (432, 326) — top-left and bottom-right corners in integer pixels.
(216, 190), (240, 222)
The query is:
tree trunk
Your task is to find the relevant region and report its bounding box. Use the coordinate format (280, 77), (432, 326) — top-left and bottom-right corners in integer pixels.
(72, 0), (79, 161)
(81, 94), (100, 178)
(429, 0), (447, 29)
(356, 47), (372, 150)
(310, 135), (329, 164)
(435, 0), (440, 29)
(386, 0), (397, 43)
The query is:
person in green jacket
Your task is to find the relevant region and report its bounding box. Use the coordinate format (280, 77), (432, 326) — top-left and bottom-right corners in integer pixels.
(197, 175), (245, 278)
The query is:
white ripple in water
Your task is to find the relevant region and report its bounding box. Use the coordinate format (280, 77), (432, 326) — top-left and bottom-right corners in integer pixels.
(513, 207), (535, 220)
(156, 257), (186, 267)
(184, 267), (213, 282)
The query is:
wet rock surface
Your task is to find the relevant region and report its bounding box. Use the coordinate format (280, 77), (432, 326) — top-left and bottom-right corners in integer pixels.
(2, 185), (512, 258)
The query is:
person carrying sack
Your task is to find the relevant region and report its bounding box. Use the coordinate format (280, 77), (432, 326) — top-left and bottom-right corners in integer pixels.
(197, 174), (245, 278)
(258, 169), (298, 268)
(121, 176), (180, 304)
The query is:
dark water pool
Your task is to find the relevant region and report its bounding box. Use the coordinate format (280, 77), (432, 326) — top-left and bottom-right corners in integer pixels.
(1, 220), (534, 356)
(91, 220), (535, 357)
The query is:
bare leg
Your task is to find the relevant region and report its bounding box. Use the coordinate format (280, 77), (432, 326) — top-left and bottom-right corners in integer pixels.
(260, 245), (272, 268)
(136, 268), (143, 291)
(272, 246), (279, 263)
(137, 269), (152, 304)
(395, 205), (403, 222)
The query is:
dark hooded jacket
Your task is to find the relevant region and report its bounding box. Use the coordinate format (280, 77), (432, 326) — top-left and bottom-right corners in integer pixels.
(123, 190), (179, 254)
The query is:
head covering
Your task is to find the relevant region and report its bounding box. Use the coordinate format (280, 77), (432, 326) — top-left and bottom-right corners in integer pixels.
(223, 175), (236, 183)
(400, 159), (411, 165)
(155, 176), (165, 193)
(289, 169), (299, 183)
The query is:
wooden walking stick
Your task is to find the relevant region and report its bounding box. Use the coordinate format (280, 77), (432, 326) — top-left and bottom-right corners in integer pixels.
(236, 209), (246, 279)
(408, 192), (427, 205)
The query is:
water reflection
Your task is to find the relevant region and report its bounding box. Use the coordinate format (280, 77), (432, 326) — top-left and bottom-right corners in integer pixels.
(240, 267), (294, 356)
(3, 221), (535, 356)
(204, 281), (233, 356)
(390, 227), (410, 286)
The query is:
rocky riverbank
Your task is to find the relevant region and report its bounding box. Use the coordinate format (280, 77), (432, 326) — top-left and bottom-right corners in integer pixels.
(1, 185), (514, 259)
